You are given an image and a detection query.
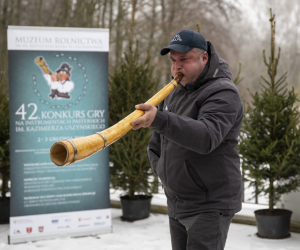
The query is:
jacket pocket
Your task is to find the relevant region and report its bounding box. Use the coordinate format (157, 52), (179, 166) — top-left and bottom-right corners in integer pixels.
(185, 160), (209, 194)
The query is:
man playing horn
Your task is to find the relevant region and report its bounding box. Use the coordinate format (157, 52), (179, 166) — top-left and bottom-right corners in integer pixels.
(43, 63), (74, 99)
(131, 29), (243, 250)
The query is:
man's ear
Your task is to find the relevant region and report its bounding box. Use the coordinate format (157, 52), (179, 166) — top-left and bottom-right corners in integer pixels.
(202, 52), (209, 65)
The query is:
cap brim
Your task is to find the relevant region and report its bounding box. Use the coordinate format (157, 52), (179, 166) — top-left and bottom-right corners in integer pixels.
(160, 44), (194, 56)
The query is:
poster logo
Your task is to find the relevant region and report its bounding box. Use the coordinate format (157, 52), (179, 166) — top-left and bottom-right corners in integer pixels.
(32, 53), (90, 110)
(38, 226), (44, 232)
(52, 219), (59, 224)
(35, 57), (75, 99)
(78, 217), (91, 221)
(13, 229), (21, 234)
(26, 227), (32, 233)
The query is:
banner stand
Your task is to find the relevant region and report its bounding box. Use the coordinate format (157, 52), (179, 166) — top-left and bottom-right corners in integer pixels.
(7, 26), (111, 244)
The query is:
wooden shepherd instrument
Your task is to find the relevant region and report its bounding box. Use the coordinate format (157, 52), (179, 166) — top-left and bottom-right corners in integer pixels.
(50, 73), (183, 166)
(35, 57), (52, 75)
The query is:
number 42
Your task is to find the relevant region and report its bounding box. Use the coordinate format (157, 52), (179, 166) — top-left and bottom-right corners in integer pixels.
(15, 103), (38, 120)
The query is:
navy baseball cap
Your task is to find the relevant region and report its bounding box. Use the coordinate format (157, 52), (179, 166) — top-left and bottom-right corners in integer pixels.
(160, 29), (207, 56)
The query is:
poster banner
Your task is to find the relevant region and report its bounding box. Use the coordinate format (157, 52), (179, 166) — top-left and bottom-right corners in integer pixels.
(7, 26), (111, 244)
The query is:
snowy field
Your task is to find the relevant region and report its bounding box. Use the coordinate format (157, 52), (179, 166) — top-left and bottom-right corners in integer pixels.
(0, 208), (299, 250)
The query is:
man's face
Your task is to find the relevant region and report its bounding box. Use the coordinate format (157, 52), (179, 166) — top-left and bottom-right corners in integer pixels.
(170, 49), (208, 86)
(57, 71), (70, 81)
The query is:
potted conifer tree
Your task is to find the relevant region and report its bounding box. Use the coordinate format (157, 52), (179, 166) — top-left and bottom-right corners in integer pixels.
(109, 41), (159, 221)
(109, 0), (159, 222)
(239, 9), (300, 239)
(0, 75), (10, 223)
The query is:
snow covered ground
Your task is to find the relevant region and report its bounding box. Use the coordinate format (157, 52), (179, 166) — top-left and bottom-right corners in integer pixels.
(0, 208), (299, 250)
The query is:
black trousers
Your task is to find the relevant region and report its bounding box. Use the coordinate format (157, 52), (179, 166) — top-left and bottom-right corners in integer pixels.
(169, 212), (234, 250)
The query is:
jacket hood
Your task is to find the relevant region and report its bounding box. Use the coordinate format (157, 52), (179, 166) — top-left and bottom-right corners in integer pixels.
(184, 41), (232, 91)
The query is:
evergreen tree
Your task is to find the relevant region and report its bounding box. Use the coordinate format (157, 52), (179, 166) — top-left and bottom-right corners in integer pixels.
(239, 9), (300, 211)
(109, 42), (159, 199)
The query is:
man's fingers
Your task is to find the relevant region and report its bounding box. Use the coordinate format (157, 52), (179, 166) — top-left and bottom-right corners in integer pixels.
(132, 123), (143, 130)
(135, 103), (151, 111)
(131, 117), (143, 127)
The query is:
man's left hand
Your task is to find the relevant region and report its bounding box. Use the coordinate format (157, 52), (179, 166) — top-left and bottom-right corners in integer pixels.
(131, 104), (157, 130)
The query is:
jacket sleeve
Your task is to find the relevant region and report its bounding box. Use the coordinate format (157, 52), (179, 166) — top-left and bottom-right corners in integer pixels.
(149, 86), (242, 154)
(147, 102), (163, 175)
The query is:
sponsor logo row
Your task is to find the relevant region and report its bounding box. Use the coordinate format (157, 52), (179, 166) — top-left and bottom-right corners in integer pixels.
(51, 215), (109, 224)
(13, 215), (110, 234)
(13, 215), (109, 225)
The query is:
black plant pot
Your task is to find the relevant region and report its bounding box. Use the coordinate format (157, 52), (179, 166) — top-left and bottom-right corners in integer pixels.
(254, 209), (292, 239)
(120, 195), (152, 221)
(0, 200), (10, 224)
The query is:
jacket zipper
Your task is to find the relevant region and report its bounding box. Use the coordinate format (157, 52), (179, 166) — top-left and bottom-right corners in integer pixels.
(164, 138), (168, 187)
(163, 90), (185, 219)
(172, 91), (185, 113)
(169, 189), (178, 219)
(166, 185), (179, 219)
(172, 89), (184, 105)
(164, 91), (185, 219)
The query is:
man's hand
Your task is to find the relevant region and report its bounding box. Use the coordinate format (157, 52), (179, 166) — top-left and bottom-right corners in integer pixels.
(131, 104), (157, 130)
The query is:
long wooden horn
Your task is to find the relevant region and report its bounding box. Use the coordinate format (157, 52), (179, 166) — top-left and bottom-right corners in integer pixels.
(50, 73), (183, 166)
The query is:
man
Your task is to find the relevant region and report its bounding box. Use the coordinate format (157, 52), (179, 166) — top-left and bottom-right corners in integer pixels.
(131, 29), (243, 250)
(43, 63), (74, 99)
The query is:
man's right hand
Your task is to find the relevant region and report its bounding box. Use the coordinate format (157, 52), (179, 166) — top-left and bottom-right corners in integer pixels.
(131, 104), (158, 130)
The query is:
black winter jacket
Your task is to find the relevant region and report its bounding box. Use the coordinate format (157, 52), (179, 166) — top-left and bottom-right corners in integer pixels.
(147, 42), (243, 219)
